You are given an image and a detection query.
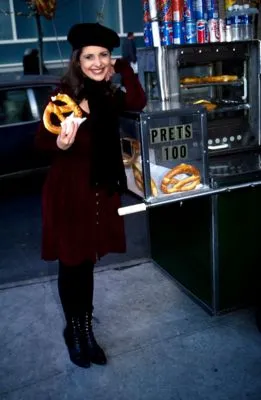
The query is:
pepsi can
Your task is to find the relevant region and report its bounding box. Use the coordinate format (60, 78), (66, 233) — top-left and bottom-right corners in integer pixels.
(193, 0), (205, 20)
(185, 21), (197, 43)
(144, 22), (153, 46)
(196, 19), (208, 43)
(173, 21), (185, 44)
(160, 21), (173, 45)
(206, 0), (219, 20)
(184, 0), (195, 22)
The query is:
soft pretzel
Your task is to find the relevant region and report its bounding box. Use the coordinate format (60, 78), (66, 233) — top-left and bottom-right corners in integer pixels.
(201, 75), (238, 83)
(180, 77), (202, 85)
(121, 138), (140, 167)
(43, 93), (82, 135)
(132, 162), (158, 197)
(193, 100), (217, 112)
(161, 163), (200, 194)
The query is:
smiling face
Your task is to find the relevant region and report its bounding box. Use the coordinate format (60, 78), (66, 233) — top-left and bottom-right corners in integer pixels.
(79, 46), (111, 81)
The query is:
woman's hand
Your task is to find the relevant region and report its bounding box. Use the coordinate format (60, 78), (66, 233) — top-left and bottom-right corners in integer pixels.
(56, 117), (80, 150)
(105, 59), (116, 81)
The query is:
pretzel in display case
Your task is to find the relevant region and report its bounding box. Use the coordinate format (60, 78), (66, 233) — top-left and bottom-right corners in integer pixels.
(120, 103), (209, 203)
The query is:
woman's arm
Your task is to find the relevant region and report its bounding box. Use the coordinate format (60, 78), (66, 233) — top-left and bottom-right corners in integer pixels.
(113, 58), (147, 111)
(35, 86), (82, 153)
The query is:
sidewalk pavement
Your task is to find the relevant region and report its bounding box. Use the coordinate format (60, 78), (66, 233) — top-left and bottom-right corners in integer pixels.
(1, 260), (261, 400)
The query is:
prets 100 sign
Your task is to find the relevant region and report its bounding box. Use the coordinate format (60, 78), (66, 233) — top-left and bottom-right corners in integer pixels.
(150, 124), (192, 161)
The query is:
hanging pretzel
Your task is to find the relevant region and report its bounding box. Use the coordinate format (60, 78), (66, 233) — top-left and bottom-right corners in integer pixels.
(43, 93), (83, 135)
(121, 138), (140, 167)
(132, 162), (158, 197)
(161, 163), (201, 194)
(33, 0), (56, 20)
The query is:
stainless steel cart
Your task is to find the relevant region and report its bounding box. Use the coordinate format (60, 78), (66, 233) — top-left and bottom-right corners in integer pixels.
(119, 41), (261, 315)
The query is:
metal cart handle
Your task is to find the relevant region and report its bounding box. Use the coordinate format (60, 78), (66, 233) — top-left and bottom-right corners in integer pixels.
(118, 203), (147, 216)
(208, 144), (229, 150)
(241, 76), (247, 101)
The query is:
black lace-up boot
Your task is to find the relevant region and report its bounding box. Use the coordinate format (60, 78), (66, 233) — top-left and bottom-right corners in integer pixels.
(58, 261), (91, 368)
(80, 312), (107, 365)
(63, 316), (91, 368)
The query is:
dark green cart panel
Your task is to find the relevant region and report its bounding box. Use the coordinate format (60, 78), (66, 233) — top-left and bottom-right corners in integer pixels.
(148, 186), (261, 314)
(148, 196), (213, 308)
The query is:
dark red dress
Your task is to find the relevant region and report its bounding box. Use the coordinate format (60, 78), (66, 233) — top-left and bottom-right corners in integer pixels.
(35, 60), (146, 265)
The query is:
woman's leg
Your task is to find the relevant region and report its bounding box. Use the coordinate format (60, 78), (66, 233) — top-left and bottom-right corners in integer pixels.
(58, 260), (106, 366)
(74, 261), (107, 365)
(58, 260), (91, 368)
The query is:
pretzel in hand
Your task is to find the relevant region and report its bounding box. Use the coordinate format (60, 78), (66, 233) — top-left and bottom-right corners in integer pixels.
(161, 163), (200, 194)
(121, 138), (140, 167)
(132, 162), (158, 197)
(43, 93), (82, 135)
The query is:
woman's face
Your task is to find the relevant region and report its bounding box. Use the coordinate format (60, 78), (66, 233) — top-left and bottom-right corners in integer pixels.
(79, 46), (111, 81)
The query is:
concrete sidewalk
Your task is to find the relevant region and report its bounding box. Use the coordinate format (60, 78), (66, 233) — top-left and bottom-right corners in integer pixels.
(1, 261), (261, 400)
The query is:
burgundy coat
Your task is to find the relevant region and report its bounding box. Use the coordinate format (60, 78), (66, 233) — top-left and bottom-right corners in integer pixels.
(35, 60), (146, 266)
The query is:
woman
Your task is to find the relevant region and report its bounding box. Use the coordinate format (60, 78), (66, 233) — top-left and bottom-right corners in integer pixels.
(35, 22), (146, 368)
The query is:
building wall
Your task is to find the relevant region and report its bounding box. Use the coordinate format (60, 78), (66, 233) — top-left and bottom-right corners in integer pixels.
(0, 0), (145, 74)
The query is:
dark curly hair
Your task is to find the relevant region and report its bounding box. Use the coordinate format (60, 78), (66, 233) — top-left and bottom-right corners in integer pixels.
(60, 48), (115, 102)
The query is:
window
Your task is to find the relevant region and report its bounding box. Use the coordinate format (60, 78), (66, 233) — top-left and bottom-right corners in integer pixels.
(0, 88), (34, 125)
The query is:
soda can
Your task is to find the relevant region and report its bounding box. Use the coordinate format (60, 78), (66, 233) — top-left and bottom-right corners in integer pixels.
(193, 0), (205, 20)
(173, 21), (185, 44)
(218, 18), (226, 42)
(172, 0), (184, 22)
(143, 0), (151, 22)
(208, 18), (220, 42)
(196, 19), (208, 43)
(144, 22), (153, 46)
(160, 21), (173, 45)
(157, 0), (173, 22)
(206, 0), (219, 20)
(185, 21), (197, 43)
(184, 0), (195, 22)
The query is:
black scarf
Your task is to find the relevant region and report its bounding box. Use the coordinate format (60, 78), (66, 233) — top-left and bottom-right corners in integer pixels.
(82, 77), (127, 195)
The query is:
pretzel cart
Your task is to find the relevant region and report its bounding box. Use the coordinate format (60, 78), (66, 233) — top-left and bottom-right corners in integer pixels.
(119, 38), (261, 315)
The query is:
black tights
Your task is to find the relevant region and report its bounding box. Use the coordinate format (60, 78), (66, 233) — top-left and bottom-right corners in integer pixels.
(58, 259), (94, 318)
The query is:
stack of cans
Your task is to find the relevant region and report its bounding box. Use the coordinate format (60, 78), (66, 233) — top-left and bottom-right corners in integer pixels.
(143, 0), (153, 46)
(183, 0), (197, 43)
(142, 0), (227, 46)
(157, 0), (174, 45)
(206, 0), (221, 42)
(173, 0), (185, 44)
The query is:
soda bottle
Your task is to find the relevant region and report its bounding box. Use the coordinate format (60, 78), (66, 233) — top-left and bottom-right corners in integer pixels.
(231, 4), (240, 41)
(242, 4), (253, 40)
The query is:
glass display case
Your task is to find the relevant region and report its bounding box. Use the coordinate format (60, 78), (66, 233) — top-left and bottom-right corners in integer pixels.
(120, 102), (209, 204)
(176, 41), (260, 157)
(137, 40), (261, 189)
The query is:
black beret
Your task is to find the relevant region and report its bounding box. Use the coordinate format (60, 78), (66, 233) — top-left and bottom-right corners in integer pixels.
(67, 23), (120, 52)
